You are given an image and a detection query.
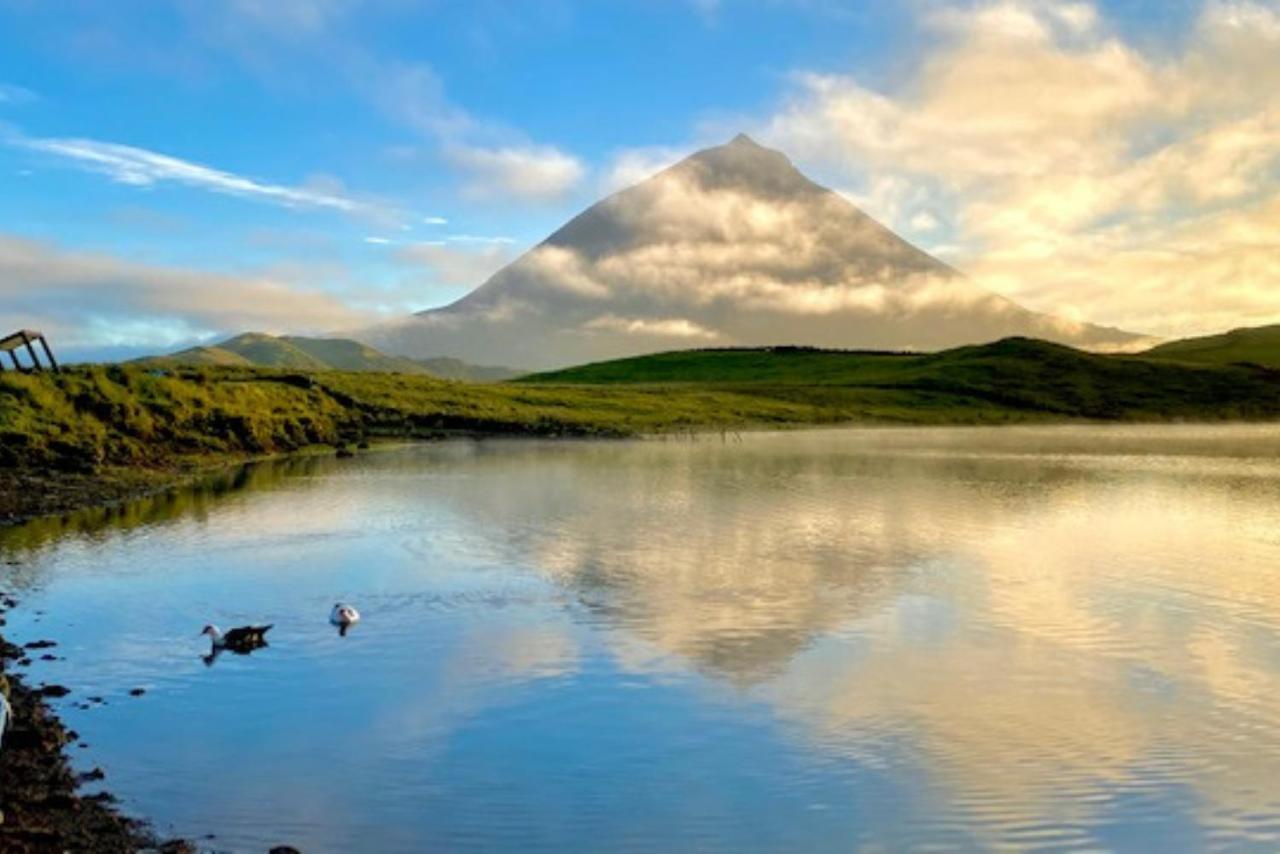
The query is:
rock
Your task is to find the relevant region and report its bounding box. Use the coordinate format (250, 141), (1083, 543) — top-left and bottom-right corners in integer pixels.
(128, 688), (146, 697)
(38, 684), (70, 698)
(24, 640), (57, 650)
(77, 767), (106, 784)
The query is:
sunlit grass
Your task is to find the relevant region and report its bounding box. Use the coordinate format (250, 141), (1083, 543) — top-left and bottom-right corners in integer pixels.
(4, 337), (1280, 476)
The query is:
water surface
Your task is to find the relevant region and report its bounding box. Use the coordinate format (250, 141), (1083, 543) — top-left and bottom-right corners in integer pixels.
(4, 426), (1280, 851)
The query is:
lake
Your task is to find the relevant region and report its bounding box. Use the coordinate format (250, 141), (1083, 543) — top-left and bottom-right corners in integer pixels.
(3, 425), (1280, 852)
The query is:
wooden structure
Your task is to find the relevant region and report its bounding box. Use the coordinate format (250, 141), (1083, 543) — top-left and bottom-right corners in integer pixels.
(0, 329), (59, 373)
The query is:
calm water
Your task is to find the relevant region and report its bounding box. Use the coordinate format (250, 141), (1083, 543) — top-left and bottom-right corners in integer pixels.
(4, 426), (1280, 852)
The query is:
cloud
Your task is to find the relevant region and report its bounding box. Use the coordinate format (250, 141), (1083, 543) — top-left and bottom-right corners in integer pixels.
(756, 0), (1280, 338)
(0, 82), (37, 104)
(394, 240), (521, 290)
(582, 314), (721, 340)
(601, 145), (688, 193)
(224, 0), (356, 35)
(422, 216), (449, 225)
(373, 61), (586, 201)
(0, 234), (374, 356)
(7, 130), (396, 219)
(445, 143), (585, 201)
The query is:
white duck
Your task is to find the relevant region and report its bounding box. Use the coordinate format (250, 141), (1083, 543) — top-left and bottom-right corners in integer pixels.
(330, 602), (360, 635)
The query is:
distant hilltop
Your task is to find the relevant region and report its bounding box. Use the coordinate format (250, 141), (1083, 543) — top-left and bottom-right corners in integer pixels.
(367, 133), (1146, 370)
(137, 332), (522, 382)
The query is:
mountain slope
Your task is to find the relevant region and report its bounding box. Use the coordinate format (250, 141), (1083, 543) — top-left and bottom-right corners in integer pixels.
(1142, 324), (1280, 368)
(371, 134), (1142, 369)
(141, 333), (521, 380)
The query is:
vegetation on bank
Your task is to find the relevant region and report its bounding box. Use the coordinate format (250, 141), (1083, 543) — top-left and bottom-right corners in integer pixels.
(1141, 323), (1280, 369)
(521, 337), (1280, 417)
(4, 336), (1280, 488)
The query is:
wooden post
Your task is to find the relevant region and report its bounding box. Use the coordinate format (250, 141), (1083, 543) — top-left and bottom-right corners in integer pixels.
(7, 349), (23, 371)
(20, 332), (42, 371)
(37, 334), (59, 372)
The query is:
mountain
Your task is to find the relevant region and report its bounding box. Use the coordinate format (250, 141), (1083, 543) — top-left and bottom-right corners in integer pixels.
(370, 133), (1143, 370)
(1142, 324), (1280, 369)
(141, 333), (521, 380)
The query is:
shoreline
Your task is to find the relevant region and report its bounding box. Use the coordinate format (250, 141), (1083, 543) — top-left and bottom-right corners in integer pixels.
(0, 443), (376, 852)
(0, 596), (190, 853)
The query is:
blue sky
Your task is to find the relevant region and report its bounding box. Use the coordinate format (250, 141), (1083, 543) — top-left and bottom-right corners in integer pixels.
(1, 0), (1276, 360)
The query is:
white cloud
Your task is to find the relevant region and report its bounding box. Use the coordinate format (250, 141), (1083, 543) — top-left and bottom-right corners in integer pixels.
(0, 233), (375, 353)
(363, 236), (392, 245)
(755, 0), (1280, 338)
(9, 130), (390, 218)
(374, 61), (586, 201)
(582, 314), (722, 340)
(394, 240), (520, 290)
(422, 215), (449, 225)
(446, 143), (585, 202)
(601, 145), (688, 192)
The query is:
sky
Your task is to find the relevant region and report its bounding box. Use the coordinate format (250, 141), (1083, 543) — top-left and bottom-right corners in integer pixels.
(0, 0), (1277, 361)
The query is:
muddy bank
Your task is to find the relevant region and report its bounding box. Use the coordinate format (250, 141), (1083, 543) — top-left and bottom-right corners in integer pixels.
(0, 468), (177, 527)
(0, 595), (191, 853)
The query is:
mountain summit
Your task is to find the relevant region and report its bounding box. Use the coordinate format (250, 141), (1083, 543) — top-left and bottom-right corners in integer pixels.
(371, 135), (1140, 368)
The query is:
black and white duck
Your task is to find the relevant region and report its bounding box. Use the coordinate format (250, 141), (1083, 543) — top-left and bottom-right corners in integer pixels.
(201, 623), (272, 653)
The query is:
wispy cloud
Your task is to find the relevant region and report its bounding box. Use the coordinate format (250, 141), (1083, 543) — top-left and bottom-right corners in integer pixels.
(422, 215), (449, 225)
(394, 239), (520, 290)
(375, 62), (586, 202)
(7, 129), (392, 218)
(0, 83), (37, 104)
(0, 233), (376, 355)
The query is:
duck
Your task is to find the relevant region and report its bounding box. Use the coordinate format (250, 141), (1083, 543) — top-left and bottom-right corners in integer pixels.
(201, 623), (272, 653)
(330, 603), (360, 636)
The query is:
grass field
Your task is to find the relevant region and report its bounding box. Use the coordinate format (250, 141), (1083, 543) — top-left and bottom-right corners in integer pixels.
(1141, 324), (1280, 369)
(5, 337), (1280, 483)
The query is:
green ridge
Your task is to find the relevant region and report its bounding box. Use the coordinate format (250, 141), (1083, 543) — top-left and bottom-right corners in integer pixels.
(1142, 325), (1280, 369)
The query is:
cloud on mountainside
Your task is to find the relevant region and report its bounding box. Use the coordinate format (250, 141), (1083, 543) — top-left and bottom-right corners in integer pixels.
(751, 0), (1280, 339)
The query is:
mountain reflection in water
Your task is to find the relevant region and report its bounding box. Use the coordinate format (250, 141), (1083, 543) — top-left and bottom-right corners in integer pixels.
(3, 426), (1280, 851)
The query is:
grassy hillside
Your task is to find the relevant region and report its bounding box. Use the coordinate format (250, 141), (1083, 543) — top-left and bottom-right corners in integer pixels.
(142, 333), (520, 380)
(6, 337), (1280, 488)
(521, 338), (1280, 420)
(1142, 325), (1280, 369)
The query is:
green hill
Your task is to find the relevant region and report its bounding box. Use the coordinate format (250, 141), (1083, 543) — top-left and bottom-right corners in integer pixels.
(520, 338), (1280, 421)
(1142, 325), (1280, 369)
(141, 333), (521, 380)
(6, 336), (1280, 515)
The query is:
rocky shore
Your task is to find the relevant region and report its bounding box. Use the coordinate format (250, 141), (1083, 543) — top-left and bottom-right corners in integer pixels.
(0, 593), (191, 853)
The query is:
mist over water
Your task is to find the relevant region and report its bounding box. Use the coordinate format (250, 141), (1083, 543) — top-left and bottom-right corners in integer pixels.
(4, 426), (1280, 851)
